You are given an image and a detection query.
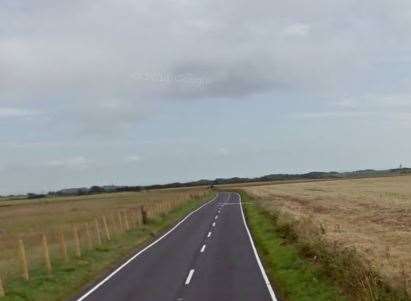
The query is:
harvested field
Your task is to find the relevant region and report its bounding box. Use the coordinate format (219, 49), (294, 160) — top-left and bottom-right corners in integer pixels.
(240, 175), (411, 292)
(0, 188), (210, 282)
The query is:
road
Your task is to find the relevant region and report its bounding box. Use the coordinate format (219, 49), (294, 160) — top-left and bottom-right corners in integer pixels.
(75, 192), (277, 301)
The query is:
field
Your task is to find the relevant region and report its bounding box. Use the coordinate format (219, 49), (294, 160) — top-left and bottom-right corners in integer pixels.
(239, 175), (411, 294)
(0, 188), (209, 235)
(0, 187), (211, 299)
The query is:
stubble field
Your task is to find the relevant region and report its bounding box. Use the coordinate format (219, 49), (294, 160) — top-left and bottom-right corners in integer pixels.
(0, 187), (210, 284)
(240, 175), (411, 292)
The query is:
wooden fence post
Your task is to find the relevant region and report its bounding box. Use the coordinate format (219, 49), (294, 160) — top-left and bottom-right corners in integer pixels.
(124, 211), (130, 231)
(0, 274), (5, 297)
(95, 219), (102, 246)
(118, 212), (124, 233)
(42, 234), (52, 274)
(85, 222), (93, 250)
(102, 216), (111, 241)
(141, 206), (148, 225)
(73, 225), (81, 257)
(133, 210), (139, 228)
(59, 231), (68, 262)
(18, 239), (29, 281)
(111, 214), (118, 235)
(128, 210), (135, 229)
(137, 210), (143, 226)
(135, 210), (141, 227)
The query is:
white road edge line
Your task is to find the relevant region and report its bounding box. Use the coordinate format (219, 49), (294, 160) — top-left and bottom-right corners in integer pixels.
(76, 194), (218, 301)
(207, 231), (212, 238)
(185, 269), (195, 285)
(237, 193), (278, 301)
(200, 244), (206, 253)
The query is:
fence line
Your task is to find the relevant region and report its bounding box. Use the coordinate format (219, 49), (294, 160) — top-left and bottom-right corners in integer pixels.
(0, 273), (5, 297)
(95, 219), (102, 246)
(102, 216), (111, 241)
(0, 192), (209, 296)
(73, 226), (81, 258)
(85, 222), (93, 250)
(41, 234), (52, 274)
(18, 239), (29, 281)
(59, 231), (68, 262)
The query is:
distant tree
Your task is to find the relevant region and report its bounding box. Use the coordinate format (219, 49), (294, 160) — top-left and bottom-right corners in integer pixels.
(77, 189), (86, 196)
(89, 186), (104, 194)
(27, 193), (46, 199)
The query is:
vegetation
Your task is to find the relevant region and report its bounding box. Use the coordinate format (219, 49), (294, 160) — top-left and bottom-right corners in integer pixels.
(242, 193), (346, 301)
(240, 187), (410, 301)
(239, 175), (411, 294)
(3, 167), (410, 200)
(0, 189), (213, 300)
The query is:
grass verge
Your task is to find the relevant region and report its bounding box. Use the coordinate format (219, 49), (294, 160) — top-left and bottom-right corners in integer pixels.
(0, 193), (215, 301)
(241, 191), (410, 301)
(242, 192), (346, 301)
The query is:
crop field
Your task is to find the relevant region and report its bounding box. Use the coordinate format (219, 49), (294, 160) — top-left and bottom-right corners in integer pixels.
(0, 187), (210, 293)
(239, 175), (411, 293)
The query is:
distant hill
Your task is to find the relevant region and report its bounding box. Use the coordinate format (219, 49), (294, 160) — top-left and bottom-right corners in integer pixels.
(39, 167), (411, 198)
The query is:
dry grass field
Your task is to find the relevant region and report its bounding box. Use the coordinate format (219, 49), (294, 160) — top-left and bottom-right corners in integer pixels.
(240, 175), (411, 292)
(0, 187), (210, 284)
(0, 188), (208, 235)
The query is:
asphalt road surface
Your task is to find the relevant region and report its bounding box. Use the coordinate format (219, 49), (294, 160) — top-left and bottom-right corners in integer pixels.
(75, 192), (277, 301)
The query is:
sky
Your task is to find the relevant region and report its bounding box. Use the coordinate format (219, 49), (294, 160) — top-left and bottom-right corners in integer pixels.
(1, 0), (411, 195)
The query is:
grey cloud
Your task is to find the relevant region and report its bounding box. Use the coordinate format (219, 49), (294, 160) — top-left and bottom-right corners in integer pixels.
(2, 0), (411, 194)
(0, 107), (40, 118)
(3, 0), (411, 132)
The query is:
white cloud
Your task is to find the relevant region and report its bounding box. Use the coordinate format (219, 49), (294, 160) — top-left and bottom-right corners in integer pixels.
(282, 23), (310, 36)
(334, 94), (411, 110)
(46, 156), (92, 170)
(0, 108), (39, 118)
(2, 0), (411, 194)
(293, 111), (374, 119)
(217, 147), (229, 156)
(3, 0), (405, 133)
(125, 155), (141, 163)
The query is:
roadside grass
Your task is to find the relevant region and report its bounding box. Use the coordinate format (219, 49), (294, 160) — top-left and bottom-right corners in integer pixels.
(0, 188), (210, 287)
(241, 191), (410, 301)
(239, 175), (411, 293)
(242, 192), (346, 301)
(0, 193), (214, 301)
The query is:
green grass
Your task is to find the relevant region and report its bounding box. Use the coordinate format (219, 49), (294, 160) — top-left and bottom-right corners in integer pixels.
(242, 192), (347, 301)
(0, 193), (214, 301)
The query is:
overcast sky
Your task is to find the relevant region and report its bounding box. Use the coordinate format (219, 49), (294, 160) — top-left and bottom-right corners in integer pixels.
(1, 0), (411, 194)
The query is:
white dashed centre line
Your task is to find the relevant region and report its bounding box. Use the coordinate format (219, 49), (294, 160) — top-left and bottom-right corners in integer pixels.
(207, 231), (212, 238)
(215, 215), (218, 220)
(212, 222), (216, 227)
(200, 244), (206, 253)
(185, 269), (195, 285)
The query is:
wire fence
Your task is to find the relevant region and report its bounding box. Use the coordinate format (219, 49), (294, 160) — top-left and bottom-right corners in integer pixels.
(0, 191), (208, 296)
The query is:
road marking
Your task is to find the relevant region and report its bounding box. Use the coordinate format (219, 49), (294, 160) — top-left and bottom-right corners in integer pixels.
(215, 215), (218, 219)
(207, 231), (212, 238)
(200, 244), (206, 253)
(237, 193), (278, 301)
(75, 194), (219, 301)
(212, 222), (216, 227)
(185, 269), (195, 285)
